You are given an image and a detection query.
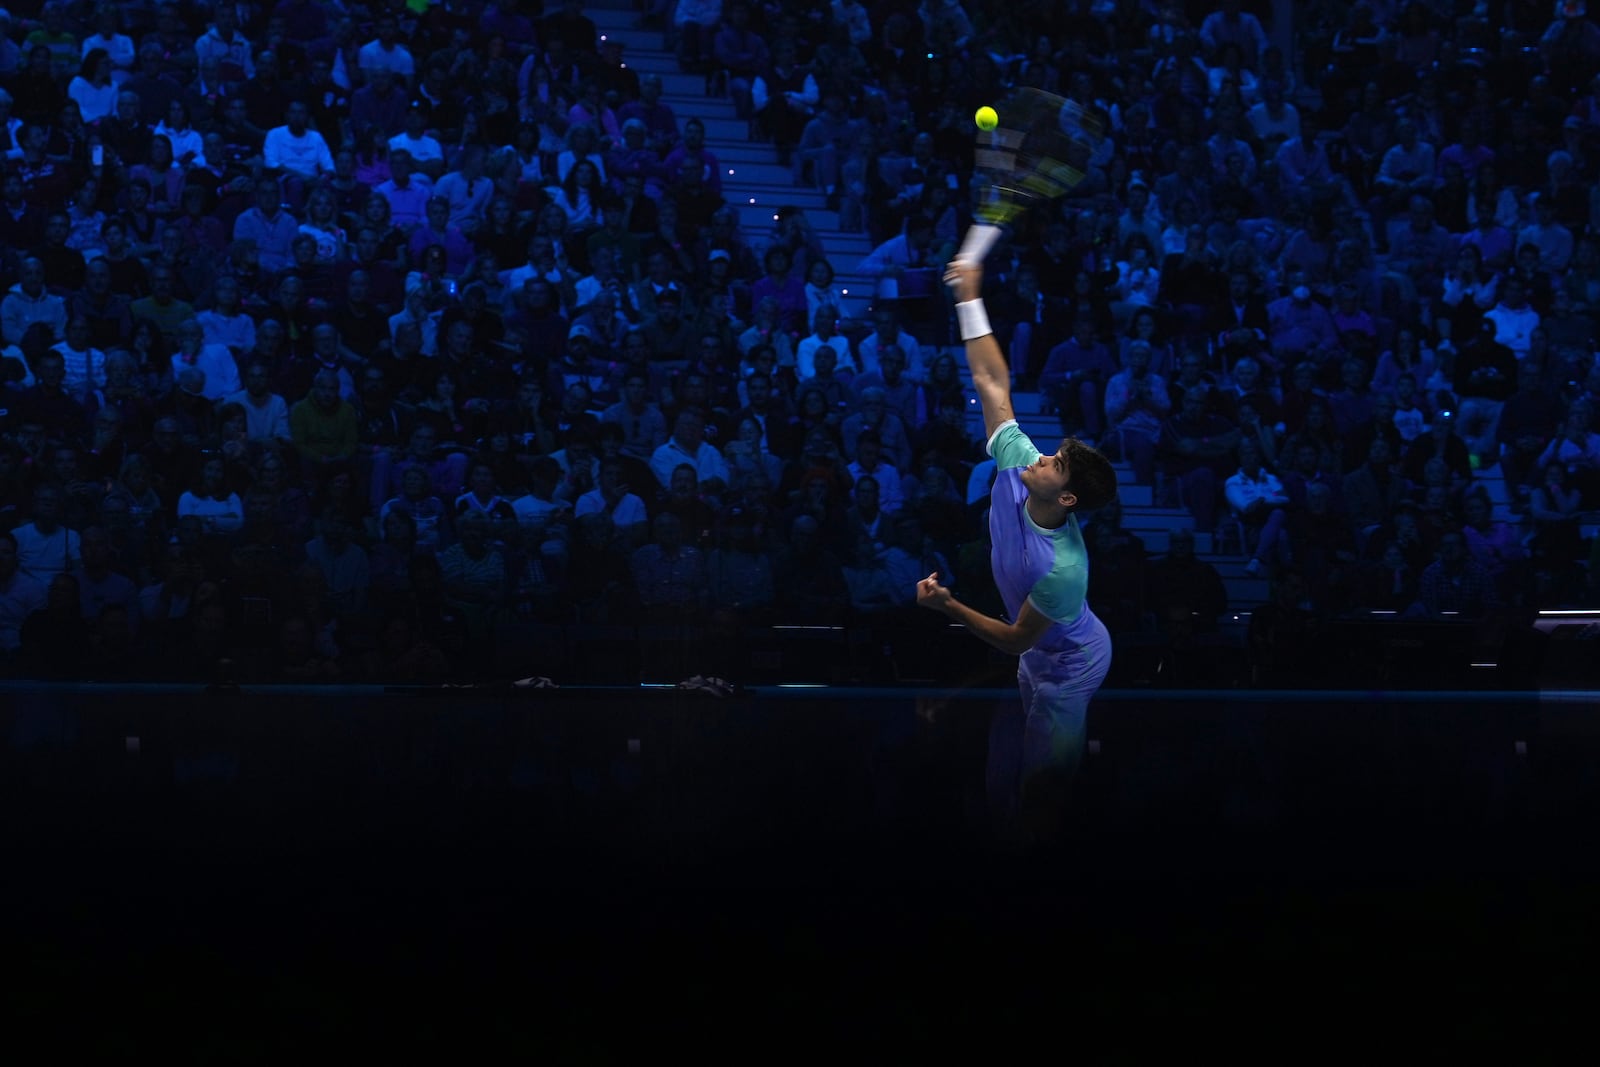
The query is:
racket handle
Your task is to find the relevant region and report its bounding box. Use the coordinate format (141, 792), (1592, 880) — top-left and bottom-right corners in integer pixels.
(955, 224), (1002, 266)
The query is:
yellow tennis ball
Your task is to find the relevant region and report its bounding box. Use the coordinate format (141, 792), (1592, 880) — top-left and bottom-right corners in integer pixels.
(974, 106), (998, 131)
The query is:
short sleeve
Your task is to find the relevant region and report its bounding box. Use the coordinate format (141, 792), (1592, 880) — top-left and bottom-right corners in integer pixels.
(986, 419), (1042, 471)
(1027, 564), (1087, 624)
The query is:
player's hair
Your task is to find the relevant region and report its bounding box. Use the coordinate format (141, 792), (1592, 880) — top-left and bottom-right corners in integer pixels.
(1062, 439), (1117, 512)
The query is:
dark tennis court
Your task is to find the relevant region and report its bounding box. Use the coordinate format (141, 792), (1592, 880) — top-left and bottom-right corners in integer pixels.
(5, 680), (1599, 1051)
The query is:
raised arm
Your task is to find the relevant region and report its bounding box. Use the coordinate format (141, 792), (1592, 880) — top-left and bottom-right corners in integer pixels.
(945, 238), (1014, 441)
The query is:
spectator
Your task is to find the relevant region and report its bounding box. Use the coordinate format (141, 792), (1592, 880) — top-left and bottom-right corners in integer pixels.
(304, 511), (371, 617)
(602, 371), (669, 460)
(263, 99), (335, 186)
(12, 480), (80, 582)
(1157, 386), (1238, 532)
(1537, 404), (1600, 506)
(841, 386), (911, 470)
(357, 14), (414, 86)
(1416, 528), (1496, 618)
(170, 318), (240, 402)
(752, 40), (817, 166)
(1225, 437), (1290, 578)
(796, 304), (857, 381)
(1102, 339), (1172, 484)
(176, 456), (243, 536)
(674, 0), (725, 72)
(233, 178), (299, 276)
(707, 508), (775, 617)
(20, 572), (89, 680)
(650, 409), (729, 493)
(773, 513), (849, 623)
(631, 511), (707, 621)
(845, 430), (904, 515)
(1147, 526), (1228, 638)
(1460, 488), (1527, 600)
(576, 454), (650, 549)
(1287, 480), (1359, 611)
(69, 48), (118, 124)
(374, 151), (432, 231)
(1038, 316), (1118, 442)
(0, 528), (48, 658)
(2, 257), (66, 346)
(1386, 195), (1454, 303)
(1519, 192), (1574, 275)
(52, 315), (105, 397)
(290, 369), (360, 476)
(438, 509), (509, 634)
(1266, 271), (1339, 368)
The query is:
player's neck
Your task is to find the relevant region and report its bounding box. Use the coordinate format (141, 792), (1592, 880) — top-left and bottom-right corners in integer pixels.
(1026, 497), (1069, 530)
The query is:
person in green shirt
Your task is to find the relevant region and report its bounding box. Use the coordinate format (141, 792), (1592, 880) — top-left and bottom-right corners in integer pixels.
(289, 369), (359, 478)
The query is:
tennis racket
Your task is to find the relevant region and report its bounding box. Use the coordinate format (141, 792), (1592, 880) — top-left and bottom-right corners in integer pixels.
(956, 88), (1105, 266)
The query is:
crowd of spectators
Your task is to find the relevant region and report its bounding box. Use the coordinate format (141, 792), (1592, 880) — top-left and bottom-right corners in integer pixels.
(0, 0), (1598, 685)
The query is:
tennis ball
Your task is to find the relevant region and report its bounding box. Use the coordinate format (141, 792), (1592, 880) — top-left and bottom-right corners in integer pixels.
(974, 106), (998, 131)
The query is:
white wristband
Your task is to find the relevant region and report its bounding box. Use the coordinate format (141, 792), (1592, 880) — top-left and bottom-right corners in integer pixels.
(956, 299), (992, 341)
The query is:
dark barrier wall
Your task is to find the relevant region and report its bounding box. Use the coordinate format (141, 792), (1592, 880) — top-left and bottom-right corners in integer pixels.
(5, 684), (1595, 855)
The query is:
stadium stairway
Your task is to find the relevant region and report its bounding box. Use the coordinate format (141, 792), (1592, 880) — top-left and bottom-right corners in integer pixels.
(588, 5), (877, 321)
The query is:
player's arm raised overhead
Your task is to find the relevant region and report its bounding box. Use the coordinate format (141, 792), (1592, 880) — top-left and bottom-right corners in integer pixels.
(945, 238), (1013, 442)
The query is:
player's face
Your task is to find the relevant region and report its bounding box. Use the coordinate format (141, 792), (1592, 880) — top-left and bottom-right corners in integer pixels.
(1021, 448), (1075, 508)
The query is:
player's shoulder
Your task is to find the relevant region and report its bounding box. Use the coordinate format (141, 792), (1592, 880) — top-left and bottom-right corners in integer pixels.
(985, 417), (1022, 453)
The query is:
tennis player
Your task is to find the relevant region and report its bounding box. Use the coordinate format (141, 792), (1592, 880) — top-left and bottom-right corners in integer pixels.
(916, 244), (1118, 843)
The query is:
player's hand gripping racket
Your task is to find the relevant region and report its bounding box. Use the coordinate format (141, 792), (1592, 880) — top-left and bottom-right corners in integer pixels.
(955, 88), (1105, 267)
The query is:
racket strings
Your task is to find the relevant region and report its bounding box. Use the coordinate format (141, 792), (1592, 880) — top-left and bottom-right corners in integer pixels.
(971, 89), (1105, 227)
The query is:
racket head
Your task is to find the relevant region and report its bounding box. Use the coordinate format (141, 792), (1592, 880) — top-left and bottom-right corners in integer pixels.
(972, 88), (1104, 229)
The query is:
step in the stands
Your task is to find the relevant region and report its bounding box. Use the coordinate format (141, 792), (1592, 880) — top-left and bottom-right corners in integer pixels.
(723, 182), (829, 209)
(714, 162), (798, 186)
(620, 52), (686, 76)
(1137, 530), (1218, 556)
(1222, 576), (1270, 604)
(715, 143), (795, 163)
(1122, 507), (1202, 535)
(594, 26), (671, 52)
(814, 234), (875, 255)
(693, 116), (767, 142)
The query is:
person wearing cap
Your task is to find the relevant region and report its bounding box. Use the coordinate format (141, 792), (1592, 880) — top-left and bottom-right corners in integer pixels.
(551, 322), (621, 402)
